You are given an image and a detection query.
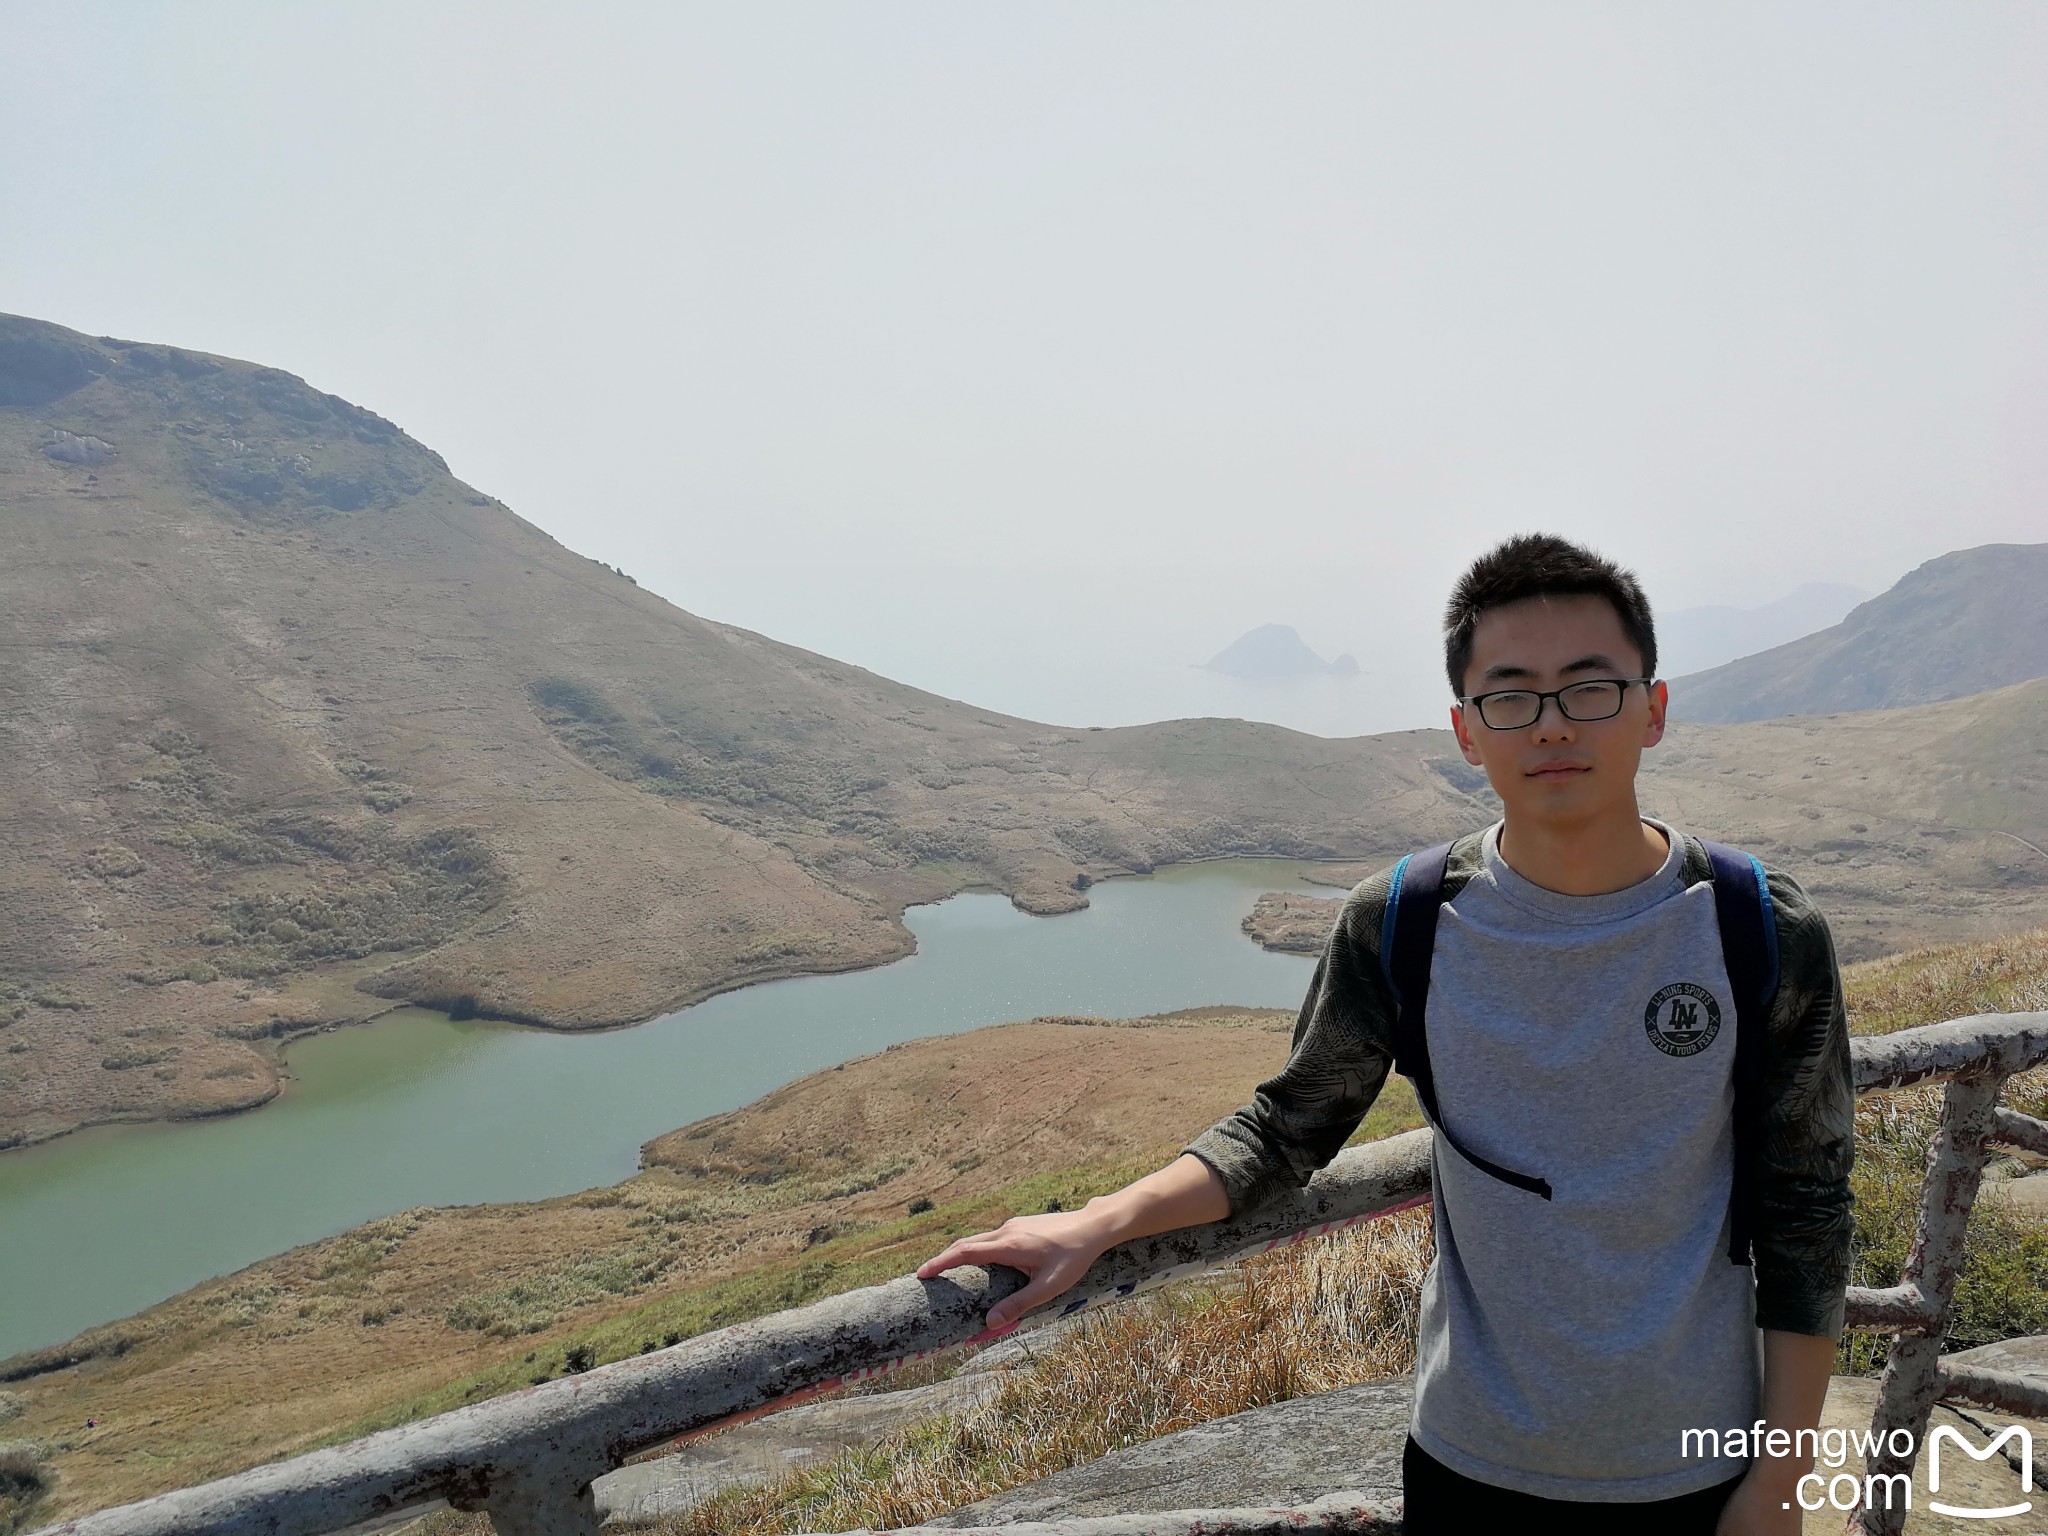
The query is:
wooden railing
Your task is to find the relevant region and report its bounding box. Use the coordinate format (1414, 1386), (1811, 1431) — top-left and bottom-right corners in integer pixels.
(29, 1011), (2048, 1536)
(1837, 1013), (2048, 1534)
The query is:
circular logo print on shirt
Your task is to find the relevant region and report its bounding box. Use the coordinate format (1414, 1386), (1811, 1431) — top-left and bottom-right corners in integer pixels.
(1644, 982), (1722, 1057)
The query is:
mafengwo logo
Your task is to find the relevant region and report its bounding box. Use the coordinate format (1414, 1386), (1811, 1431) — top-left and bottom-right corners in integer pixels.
(1925, 1424), (2034, 1521)
(1684, 1422), (2036, 1518)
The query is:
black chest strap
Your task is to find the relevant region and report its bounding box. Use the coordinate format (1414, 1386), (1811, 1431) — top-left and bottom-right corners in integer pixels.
(1382, 840), (1553, 1201)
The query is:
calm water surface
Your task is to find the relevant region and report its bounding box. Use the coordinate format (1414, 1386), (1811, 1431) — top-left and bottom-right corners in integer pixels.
(0, 859), (1325, 1357)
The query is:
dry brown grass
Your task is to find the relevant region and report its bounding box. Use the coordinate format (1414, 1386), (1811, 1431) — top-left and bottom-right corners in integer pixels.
(655, 1209), (1433, 1536)
(1843, 925), (2048, 1036)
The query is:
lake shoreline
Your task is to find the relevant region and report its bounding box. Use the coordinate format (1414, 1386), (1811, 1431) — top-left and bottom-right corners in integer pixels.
(4, 1000), (1340, 1522)
(0, 853), (1356, 1158)
(0, 859), (1337, 1360)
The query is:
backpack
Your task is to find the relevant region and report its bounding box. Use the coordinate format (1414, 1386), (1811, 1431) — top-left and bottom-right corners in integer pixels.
(1378, 838), (1779, 1266)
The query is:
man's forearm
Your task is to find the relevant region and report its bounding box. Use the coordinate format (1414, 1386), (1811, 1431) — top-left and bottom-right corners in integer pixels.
(1075, 1153), (1231, 1248)
(1751, 1329), (1838, 1485)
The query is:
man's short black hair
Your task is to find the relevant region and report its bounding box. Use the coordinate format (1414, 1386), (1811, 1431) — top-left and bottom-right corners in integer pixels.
(1443, 533), (1658, 696)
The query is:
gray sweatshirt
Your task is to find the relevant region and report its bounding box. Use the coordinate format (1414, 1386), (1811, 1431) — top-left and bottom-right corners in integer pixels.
(1185, 821), (1855, 1502)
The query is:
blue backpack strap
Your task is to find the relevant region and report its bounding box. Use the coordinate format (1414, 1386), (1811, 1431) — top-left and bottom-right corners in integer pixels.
(1702, 840), (1778, 1267)
(1383, 841), (1553, 1201)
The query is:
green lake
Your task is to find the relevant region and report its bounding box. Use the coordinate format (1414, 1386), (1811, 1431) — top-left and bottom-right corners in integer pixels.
(0, 859), (1330, 1358)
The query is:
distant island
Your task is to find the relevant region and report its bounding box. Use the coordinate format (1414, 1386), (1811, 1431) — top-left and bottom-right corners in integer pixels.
(1203, 624), (1359, 681)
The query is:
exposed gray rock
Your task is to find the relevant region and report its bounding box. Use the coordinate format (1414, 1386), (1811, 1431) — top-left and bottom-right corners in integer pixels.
(923, 1377), (1413, 1526)
(599, 1274), (1273, 1525)
(597, 1318), (1119, 1524)
(1981, 1169), (2048, 1223)
(596, 1373), (1004, 1525)
(1946, 1333), (2048, 1378)
(41, 430), (114, 465)
(955, 1322), (1081, 1377)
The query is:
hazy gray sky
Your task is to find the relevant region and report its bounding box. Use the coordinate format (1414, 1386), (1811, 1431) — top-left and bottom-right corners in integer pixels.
(6, 3), (2044, 734)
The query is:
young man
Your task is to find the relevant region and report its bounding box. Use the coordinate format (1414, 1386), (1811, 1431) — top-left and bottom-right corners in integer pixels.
(919, 535), (1855, 1535)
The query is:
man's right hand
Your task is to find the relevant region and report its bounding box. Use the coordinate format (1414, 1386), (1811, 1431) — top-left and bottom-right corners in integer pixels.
(914, 1155), (1232, 1331)
(915, 1209), (1117, 1330)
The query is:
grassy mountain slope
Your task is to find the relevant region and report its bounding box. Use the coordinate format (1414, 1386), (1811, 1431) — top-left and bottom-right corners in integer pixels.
(3, 312), (2045, 1149)
(1671, 543), (2048, 723)
(0, 315), (1478, 1146)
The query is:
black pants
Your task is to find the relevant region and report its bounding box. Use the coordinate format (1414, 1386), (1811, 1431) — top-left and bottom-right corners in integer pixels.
(1402, 1436), (1744, 1534)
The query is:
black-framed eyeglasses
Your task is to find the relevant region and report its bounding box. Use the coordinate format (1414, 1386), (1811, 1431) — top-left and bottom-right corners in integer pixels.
(1460, 678), (1653, 731)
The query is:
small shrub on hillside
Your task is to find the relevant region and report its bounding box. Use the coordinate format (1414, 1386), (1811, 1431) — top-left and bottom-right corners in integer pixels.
(195, 824), (502, 976)
(0, 1439), (47, 1536)
(126, 731), (500, 974)
(445, 1251), (653, 1337)
(0, 1443), (46, 1483)
(101, 1047), (178, 1072)
(84, 843), (145, 878)
(214, 1019), (290, 1042)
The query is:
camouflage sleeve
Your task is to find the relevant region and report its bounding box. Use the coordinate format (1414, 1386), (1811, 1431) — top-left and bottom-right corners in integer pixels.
(1752, 867), (1857, 1337)
(1182, 868), (1399, 1215)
